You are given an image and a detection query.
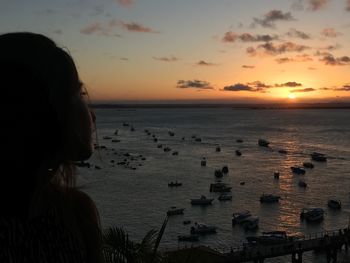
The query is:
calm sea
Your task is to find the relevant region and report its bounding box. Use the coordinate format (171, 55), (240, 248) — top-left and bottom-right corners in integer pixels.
(79, 108), (350, 262)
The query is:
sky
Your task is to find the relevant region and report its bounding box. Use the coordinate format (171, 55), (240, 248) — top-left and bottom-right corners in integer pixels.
(1, 0), (350, 103)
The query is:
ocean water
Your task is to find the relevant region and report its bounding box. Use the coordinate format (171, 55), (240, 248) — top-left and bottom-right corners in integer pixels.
(79, 108), (350, 262)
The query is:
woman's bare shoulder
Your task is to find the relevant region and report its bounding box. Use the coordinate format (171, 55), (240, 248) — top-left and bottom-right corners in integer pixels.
(66, 189), (99, 221)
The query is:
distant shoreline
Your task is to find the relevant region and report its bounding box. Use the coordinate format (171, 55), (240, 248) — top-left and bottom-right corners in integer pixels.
(91, 103), (350, 110)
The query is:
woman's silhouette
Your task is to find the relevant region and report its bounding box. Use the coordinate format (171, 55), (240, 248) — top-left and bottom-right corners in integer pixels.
(0, 32), (102, 262)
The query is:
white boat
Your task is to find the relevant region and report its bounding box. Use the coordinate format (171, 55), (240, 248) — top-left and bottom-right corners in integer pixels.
(300, 208), (324, 222)
(328, 199), (341, 209)
(218, 193), (232, 201)
(247, 231), (288, 245)
(166, 206), (185, 216)
(190, 223), (217, 235)
(232, 210), (251, 225)
(190, 195), (214, 205)
(260, 194), (280, 203)
(258, 139), (270, 147)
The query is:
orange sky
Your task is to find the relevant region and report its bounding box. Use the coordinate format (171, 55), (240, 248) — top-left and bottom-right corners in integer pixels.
(2, 0), (350, 102)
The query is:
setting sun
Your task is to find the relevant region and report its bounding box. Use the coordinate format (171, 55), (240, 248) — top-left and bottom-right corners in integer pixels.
(288, 93), (296, 100)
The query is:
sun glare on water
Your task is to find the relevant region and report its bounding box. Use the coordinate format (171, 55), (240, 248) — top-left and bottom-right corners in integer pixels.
(288, 93), (296, 100)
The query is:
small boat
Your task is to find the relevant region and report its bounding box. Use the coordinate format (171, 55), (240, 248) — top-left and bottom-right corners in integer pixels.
(258, 139), (270, 147)
(300, 208), (324, 222)
(164, 147), (171, 152)
(311, 152), (327, 162)
(190, 223), (217, 235)
(298, 180), (307, 188)
(183, 220), (191, 225)
(130, 126), (135, 131)
(195, 137), (202, 142)
(216, 146), (221, 152)
(210, 183), (232, 192)
(111, 139), (121, 143)
(172, 151), (179, 155)
(291, 166), (306, 175)
(201, 158), (207, 166)
(214, 169), (223, 178)
(232, 210), (251, 225)
(122, 122), (129, 127)
(236, 139), (243, 143)
(278, 149), (287, 154)
(153, 138), (158, 142)
(260, 194), (280, 203)
(157, 144), (163, 148)
(103, 136), (112, 140)
(221, 166), (229, 173)
(328, 199), (341, 209)
(218, 194), (232, 201)
(247, 231), (288, 245)
(178, 234), (199, 242)
(274, 171), (280, 179)
(190, 195), (214, 205)
(168, 131), (175, 136)
(167, 206), (185, 216)
(114, 129), (119, 135)
(242, 216), (259, 231)
(168, 181), (182, 187)
(235, 150), (242, 156)
(303, 162), (314, 169)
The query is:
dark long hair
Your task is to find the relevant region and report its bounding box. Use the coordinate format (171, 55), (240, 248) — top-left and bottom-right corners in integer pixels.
(0, 32), (93, 215)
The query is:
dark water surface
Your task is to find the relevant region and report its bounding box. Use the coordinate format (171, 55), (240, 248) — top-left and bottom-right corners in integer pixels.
(79, 108), (350, 262)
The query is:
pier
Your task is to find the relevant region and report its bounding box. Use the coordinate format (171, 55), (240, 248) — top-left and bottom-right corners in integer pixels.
(224, 228), (350, 263)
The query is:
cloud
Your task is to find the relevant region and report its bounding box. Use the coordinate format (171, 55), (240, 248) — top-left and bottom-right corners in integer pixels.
(117, 0), (133, 7)
(119, 21), (157, 33)
(153, 56), (179, 62)
(336, 85), (350, 91)
(222, 32), (278, 43)
(321, 28), (342, 38)
(275, 54), (313, 63)
(308, 0), (330, 11)
(223, 83), (266, 92)
(53, 29), (62, 35)
(120, 57), (129, 61)
(247, 81), (272, 88)
(81, 19), (157, 36)
(322, 44), (341, 51)
(275, 81), (303, 87)
(253, 42), (310, 56)
(242, 65), (255, 69)
(253, 10), (295, 28)
(286, 28), (311, 39)
(177, 80), (213, 89)
(246, 47), (257, 56)
(80, 22), (109, 36)
(347, 0), (350, 11)
(308, 67), (317, 70)
(319, 53), (350, 65)
(197, 60), (215, 66)
(291, 88), (316, 92)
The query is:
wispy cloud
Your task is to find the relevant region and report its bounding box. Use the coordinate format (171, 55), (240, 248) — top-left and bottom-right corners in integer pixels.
(319, 53), (350, 65)
(223, 83), (266, 92)
(291, 88), (316, 92)
(80, 22), (109, 36)
(242, 65), (255, 69)
(177, 80), (213, 89)
(252, 10), (295, 28)
(196, 60), (216, 66)
(222, 32), (278, 43)
(308, 0), (330, 11)
(120, 57), (129, 61)
(118, 21), (158, 33)
(80, 19), (158, 36)
(248, 42), (310, 56)
(153, 56), (179, 62)
(275, 54), (313, 63)
(321, 28), (342, 38)
(275, 81), (303, 87)
(117, 0), (133, 7)
(286, 28), (311, 39)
